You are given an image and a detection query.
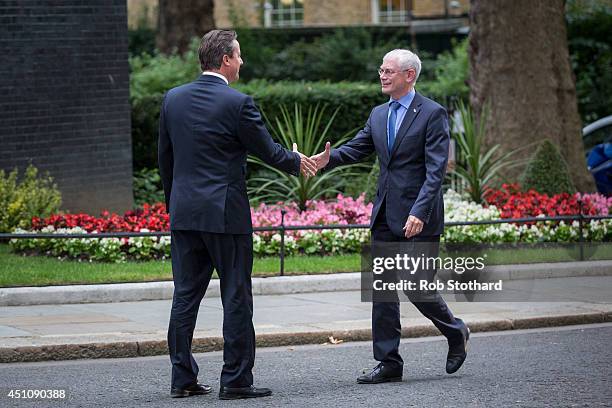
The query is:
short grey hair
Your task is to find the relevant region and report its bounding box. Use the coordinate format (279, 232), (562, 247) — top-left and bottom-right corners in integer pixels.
(383, 49), (421, 83)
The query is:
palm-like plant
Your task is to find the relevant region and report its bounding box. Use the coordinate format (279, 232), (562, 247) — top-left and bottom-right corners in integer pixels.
(451, 101), (528, 203)
(248, 103), (368, 210)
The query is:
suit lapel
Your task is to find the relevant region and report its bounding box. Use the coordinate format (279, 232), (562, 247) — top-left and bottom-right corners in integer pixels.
(376, 104), (390, 163)
(389, 93), (422, 158)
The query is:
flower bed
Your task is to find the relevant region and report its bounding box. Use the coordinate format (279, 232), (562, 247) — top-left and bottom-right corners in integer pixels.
(10, 195), (372, 262)
(251, 194), (371, 256)
(483, 183), (610, 218)
(9, 190), (612, 262)
(30, 203), (170, 232)
(444, 189), (610, 243)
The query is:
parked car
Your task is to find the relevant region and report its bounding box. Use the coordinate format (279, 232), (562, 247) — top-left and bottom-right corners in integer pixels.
(583, 115), (612, 194)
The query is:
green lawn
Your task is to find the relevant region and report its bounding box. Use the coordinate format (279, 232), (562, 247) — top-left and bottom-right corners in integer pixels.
(1, 242), (610, 287)
(442, 242), (612, 265)
(0, 244), (359, 287)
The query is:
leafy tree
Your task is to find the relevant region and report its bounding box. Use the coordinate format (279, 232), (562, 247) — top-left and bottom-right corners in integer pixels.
(156, 0), (215, 54)
(469, 0), (594, 191)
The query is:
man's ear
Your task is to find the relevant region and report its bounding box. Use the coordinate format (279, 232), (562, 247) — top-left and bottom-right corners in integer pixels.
(406, 69), (416, 84)
(222, 54), (230, 66)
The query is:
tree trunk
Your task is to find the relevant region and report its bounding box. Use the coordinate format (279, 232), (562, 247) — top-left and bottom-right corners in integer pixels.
(157, 0), (215, 54)
(469, 0), (595, 192)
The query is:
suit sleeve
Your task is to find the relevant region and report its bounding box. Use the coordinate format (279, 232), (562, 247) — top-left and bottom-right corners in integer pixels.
(157, 93), (173, 211)
(237, 96), (301, 176)
(324, 110), (375, 171)
(409, 107), (450, 223)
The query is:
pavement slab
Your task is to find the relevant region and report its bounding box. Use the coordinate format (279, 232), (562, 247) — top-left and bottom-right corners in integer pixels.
(0, 275), (610, 362)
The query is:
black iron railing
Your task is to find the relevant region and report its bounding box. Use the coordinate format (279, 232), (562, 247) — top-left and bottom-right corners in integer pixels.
(2, 213), (610, 276)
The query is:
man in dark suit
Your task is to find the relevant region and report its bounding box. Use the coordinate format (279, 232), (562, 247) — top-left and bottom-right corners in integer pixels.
(158, 30), (316, 400)
(311, 49), (469, 383)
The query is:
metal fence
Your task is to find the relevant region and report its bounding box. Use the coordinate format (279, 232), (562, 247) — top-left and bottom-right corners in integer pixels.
(2, 212), (610, 276)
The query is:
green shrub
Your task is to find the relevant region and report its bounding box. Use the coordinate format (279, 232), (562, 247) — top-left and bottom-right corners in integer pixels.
(129, 38), (202, 170)
(129, 26), (156, 57)
(131, 80), (386, 170)
(426, 38), (469, 102)
(240, 80), (386, 139)
(129, 38), (201, 100)
(261, 28), (401, 82)
(0, 165), (62, 232)
(566, 0), (612, 123)
(520, 140), (576, 195)
(133, 168), (164, 206)
(129, 14), (609, 125)
(130, 30), (467, 170)
(233, 26), (430, 82)
(450, 101), (527, 203)
(248, 103), (368, 207)
(128, 34), (465, 103)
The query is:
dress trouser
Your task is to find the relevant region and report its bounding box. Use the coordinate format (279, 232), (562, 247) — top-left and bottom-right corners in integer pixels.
(168, 230), (255, 389)
(371, 202), (466, 369)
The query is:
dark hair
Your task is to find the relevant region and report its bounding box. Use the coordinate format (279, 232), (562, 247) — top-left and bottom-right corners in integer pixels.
(198, 30), (237, 71)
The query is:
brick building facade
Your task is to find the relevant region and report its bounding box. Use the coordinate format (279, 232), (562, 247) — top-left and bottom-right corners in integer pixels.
(128, 0), (469, 29)
(0, 0), (134, 214)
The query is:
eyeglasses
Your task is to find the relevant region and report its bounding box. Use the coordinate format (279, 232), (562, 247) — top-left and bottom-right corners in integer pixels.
(378, 68), (411, 76)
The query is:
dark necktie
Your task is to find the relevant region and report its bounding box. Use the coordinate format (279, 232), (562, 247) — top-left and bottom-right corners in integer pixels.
(387, 101), (401, 154)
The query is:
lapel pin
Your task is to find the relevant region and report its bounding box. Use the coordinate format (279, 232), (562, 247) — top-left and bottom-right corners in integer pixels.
(413, 108), (417, 113)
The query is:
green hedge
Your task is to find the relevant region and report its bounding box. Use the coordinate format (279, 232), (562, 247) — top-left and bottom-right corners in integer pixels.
(132, 80), (393, 170)
(129, 34), (466, 170)
(128, 25), (463, 82)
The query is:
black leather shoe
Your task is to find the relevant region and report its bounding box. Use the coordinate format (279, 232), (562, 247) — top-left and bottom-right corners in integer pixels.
(218, 385), (272, 400)
(446, 325), (470, 374)
(357, 363), (403, 384)
(170, 382), (213, 398)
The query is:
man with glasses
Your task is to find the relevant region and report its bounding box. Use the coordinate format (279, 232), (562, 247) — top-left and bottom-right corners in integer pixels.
(310, 49), (469, 384)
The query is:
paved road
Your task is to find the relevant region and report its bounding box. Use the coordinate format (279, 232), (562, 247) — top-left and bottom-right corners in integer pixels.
(1, 324), (611, 407)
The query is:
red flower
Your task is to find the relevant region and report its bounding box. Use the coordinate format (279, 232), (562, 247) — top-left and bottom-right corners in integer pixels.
(30, 202), (171, 232)
(483, 184), (595, 219)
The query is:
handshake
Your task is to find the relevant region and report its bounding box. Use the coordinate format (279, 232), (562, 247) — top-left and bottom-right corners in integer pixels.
(294, 141), (332, 178)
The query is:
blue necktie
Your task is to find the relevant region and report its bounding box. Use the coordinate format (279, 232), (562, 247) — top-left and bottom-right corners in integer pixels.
(387, 101), (401, 154)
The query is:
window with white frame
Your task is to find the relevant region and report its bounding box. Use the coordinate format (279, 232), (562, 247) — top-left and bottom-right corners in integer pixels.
(264, 0), (304, 28)
(372, 0), (412, 24)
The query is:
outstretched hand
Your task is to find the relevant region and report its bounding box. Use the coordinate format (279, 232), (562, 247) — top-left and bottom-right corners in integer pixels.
(310, 141), (331, 171)
(293, 143), (317, 178)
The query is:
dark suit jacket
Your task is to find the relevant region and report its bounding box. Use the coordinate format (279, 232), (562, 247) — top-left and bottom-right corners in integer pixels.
(158, 74), (300, 234)
(325, 92), (449, 237)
